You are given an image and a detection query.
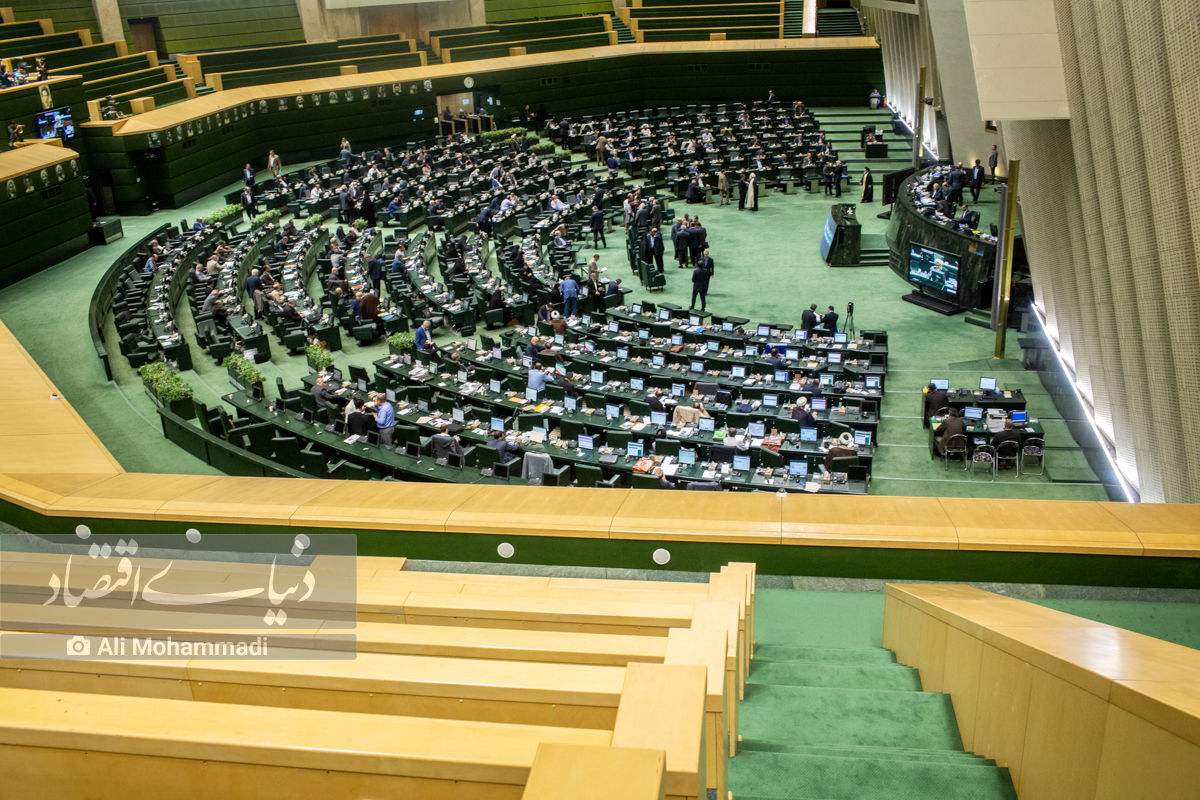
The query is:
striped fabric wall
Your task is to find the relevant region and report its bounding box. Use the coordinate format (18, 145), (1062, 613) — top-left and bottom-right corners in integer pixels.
(2, 0), (99, 40)
(1003, 0), (1200, 502)
(862, 6), (941, 157)
(484, 0), (611, 24)
(118, 0), (306, 53)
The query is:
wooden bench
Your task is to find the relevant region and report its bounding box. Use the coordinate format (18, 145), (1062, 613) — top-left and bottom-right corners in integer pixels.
(522, 742), (666, 800)
(883, 583), (1200, 800)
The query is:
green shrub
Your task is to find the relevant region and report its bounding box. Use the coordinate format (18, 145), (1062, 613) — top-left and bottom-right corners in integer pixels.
(353, 217), (368, 229)
(530, 142), (556, 156)
(222, 354), (264, 386)
(306, 343), (334, 371)
(388, 330), (416, 353)
(202, 204), (242, 224)
(302, 213), (324, 231)
(480, 126), (526, 143)
(253, 208), (282, 228)
(138, 361), (194, 403)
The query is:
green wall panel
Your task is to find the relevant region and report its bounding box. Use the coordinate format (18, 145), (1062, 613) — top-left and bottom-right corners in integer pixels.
(0, 0), (98, 41)
(118, 0), (305, 54)
(485, 0), (611, 24)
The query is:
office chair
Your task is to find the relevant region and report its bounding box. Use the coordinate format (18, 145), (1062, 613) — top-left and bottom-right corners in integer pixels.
(943, 434), (970, 470)
(1020, 437), (1045, 476)
(970, 444), (997, 480)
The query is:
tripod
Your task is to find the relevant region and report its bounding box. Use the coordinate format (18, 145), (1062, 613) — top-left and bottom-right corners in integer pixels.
(844, 302), (856, 338)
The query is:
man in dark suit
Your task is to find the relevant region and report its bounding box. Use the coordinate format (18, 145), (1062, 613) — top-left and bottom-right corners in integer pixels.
(947, 163), (966, 204)
(488, 430), (521, 461)
(240, 188), (256, 220)
(590, 205), (606, 248)
(606, 278), (622, 298)
(737, 174), (749, 210)
(690, 259), (711, 311)
(923, 382), (949, 427)
(633, 200), (650, 230)
(642, 227), (665, 272)
(934, 407), (965, 455)
(697, 249), (714, 275)
(822, 161), (835, 196)
(820, 305), (839, 335)
(969, 159), (985, 202)
(988, 145), (1000, 183)
(688, 220), (706, 267)
(801, 303), (819, 334)
(791, 400), (817, 428)
(991, 419), (1023, 452)
(648, 198), (662, 229)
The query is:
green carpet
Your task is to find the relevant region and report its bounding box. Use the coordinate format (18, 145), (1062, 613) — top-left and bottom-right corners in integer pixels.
(734, 589), (1017, 799)
(0, 107), (1104, 501)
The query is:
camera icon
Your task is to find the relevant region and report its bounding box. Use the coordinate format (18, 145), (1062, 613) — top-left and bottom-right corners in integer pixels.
(66, 635), (91, 656)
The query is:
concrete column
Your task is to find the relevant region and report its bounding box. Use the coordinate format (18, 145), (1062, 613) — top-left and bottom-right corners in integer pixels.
(91, 0), (124, 43)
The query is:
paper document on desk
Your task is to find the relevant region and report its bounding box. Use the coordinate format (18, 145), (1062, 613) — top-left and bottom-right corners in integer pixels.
(344, 435), (361, 444)
(702, 470), (717, 480)
(660, 463), (678, 477)
(804, 481), (821, 493)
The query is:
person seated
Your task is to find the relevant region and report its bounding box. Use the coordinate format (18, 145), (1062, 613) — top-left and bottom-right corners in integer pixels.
(791, 398), (817, 428)
(684, 179), (705, 204)
(823, 431), (859, 472)
(488, 430), (521, 461)
(525, 336), (545, 360)
(923, 382), (949, 425)
(549, 311), (568, 336)
(934, 407), (966, 455)
(991, 418), (1023, 451)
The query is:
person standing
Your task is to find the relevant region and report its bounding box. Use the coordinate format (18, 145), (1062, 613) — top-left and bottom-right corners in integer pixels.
(595, 133), (608, 165)
(590, 204), (606, 248)
(672, 217), (689, 268)
(691, 259), (712, 312)
(240, 186), (256, 220)
(718, 168), (731, 205)
(559, 274), (580, 318)
(643, 227), (665, 273)
(738, 173), (749, 210)
(947, 162), (966, 204)
(689, 219), (706, 267)
(833, 161), (843, 198)
(860, 167), (874, 203)
(748, 173), (759, 212)
(988, 144), (1000, 183)
(267, 150), (282, 179)
(969, 159), (985, 202)
(373, 394), (395, 450)
(242, 162), (255, 187)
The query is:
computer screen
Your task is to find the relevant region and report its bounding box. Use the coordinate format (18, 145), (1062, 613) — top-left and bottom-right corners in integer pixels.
(630, 376), (644, 391)
(733, 454), (751, 471)
(757, 325), (770, 336)
(452, 407), (464, 422)
(330, 369), (343, 383)
(748, 421), (765, 438)
(638, 328), (650, 340)
(786, 348), (800, 360)
(732, 365), (746, 378)
(525, 387), (539, 401)
(631, 303), (642, 314)
(744, 345), (757, 357)
(578, 434), (594, 449)
(706, 340), (719, 352)
(964, 406), (984, 420)
(795, 330), (808, 341)
(301, 408), (314, 423)
(866, 375), (881, 389)
(800, 427), (818, 442)
(357, 378), (368, 392)
(489, 378), (502, 393)
(651, 410), (667, 426)
(653, 354), (665, 367)
(679, 448), (697, 465)
(690, 360), (704, 373)
(533, 426), (547, 438)
(834, 332), (848, 344)
(774, 370), (789, 383)
(908, 243), (961, 299)
(490, 417), (505, 432)
(584, 340), (596, 352)
(979, 376), (997, 391)
(854, 430), (871, 447)
(1011, 411), (1027, 423)
(627, 440), (644, 458)
(36, 107), (75, 140)
(491, 348), (501, 360)
(591, 370), (605, 384)
(811, 397), (827, 411)
(699, 416), (716, 432)
(789, 460), (808, 476)
(565, 395), (578, 411)
(672, 334), (684, 346)
(458, 370), (470, 383)
(553, 334), (564, 346)
(582, 314), (592, 327)
(522, 357), (533, 368)
(617, 347), (629, 360)
(671, 383), (684, 397)
(819, 374), (834, 386)
(608, 322), (619, 333)
(763, 393), (778, 407)
(932, 378), (949, 390)
(828, 352), (842, 364)
(605, 403), (620, 419)
(659, 309), (670, 321)
(689, 315), (701, 326)
(555, 364), (566, 376)
(722, 321), (734, 332)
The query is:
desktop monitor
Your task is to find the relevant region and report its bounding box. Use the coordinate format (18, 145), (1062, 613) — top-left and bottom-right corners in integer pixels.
(679, 448), (697, 466)
(722, 321), (734, 332)
(744, 345), (758, 357)
(617, 347), (629, 360)
(452, 407), (465, 423)
(908, 243), (961, 300)
(301, 409), (315, 423)
(525, 387), (539, 401)
(36, 107), (75, 140)
(273, 398), (285, 413)
(605, 403), (620, 419)
(732, 365), (746, 378)
(490, 417), (505, 432)
(631, 303), (642, 314)
(789, 460), (809, 477)
(763, 393), (778, 407)
(630, 376), (645, 391)
(591, 369), (605, 384)
(489, 378), (502, 393)
(964, 406), (984, 420)
(1011, 411), (1028, 423)
(932, 379), (950, 390)
(582, 314), (592, 327)
(757, 325), (770, 336)
(458, 370), (470, 383)
(555, 364), (566, 377)
(385, 389), (397, 403)
(819, 374), (834, 387)
(854, 430), (872, 447)
(330, 369), (343, 383)
(653, 354), (666, 367)
(733, 454), (751, 472)
(690, 360), (704, 373)
(565, 395), (578, 411)
(715, 389), (733, 406)
(554, 334), (564, 345)
(533, 426), (547, 438)
(795, 330), (808, 341)
(699, 416), (716, 432)
(638, 328), (650, 340)
(828, 352), (843, 364)
(522, 357), (533, 368)
(979, 376), (997, 391)
(811, 397), (827, 411)
(651, 410), (667, 426)
(250, 383), (265, 401)
(706, 340), (719, 352)
(627, 440), (644, 458)
(834, 332), (848, 344)
(786, 348), (800, 360)
(866, 375), (881, 389)
(584, 341), (596, 352)
(491, 347), (502, 360)
(578, 434), (594, 449)
(672, 334), (684, 346)
(333, 419), (347, 435)
(748, 421), (766, 438)
(689, 315), (701, 326)
(671, 383), (684, 397)
(608, 322), (619, 333)
(357, 378), (368, 392)
(659, 309), (670, 321)
(800, 427), (818, 442)
(774, 370), (789, 383)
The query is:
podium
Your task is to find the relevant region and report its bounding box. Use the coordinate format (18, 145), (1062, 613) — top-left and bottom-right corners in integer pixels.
(820, 204), (861, 267)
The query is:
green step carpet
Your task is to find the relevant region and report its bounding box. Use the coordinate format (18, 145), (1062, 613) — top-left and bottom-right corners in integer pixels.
(733, 589), (1017, 799)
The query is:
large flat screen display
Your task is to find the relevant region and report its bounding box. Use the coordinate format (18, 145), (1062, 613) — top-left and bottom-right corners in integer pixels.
(908, 243), (960, 299)
(36, 106), (75, 140)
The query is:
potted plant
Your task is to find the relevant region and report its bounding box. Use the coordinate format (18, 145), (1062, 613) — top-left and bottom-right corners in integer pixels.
(253, 208), (282, 229)
(138, 362), (196, 419)
(306, 342), (334, 372)
(203, 203), (243, 228)
(223, 353), (264, 392)
(353, 217), (368, 230)
(388, 330), (416, 362)
(302, 213), (324, 231)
